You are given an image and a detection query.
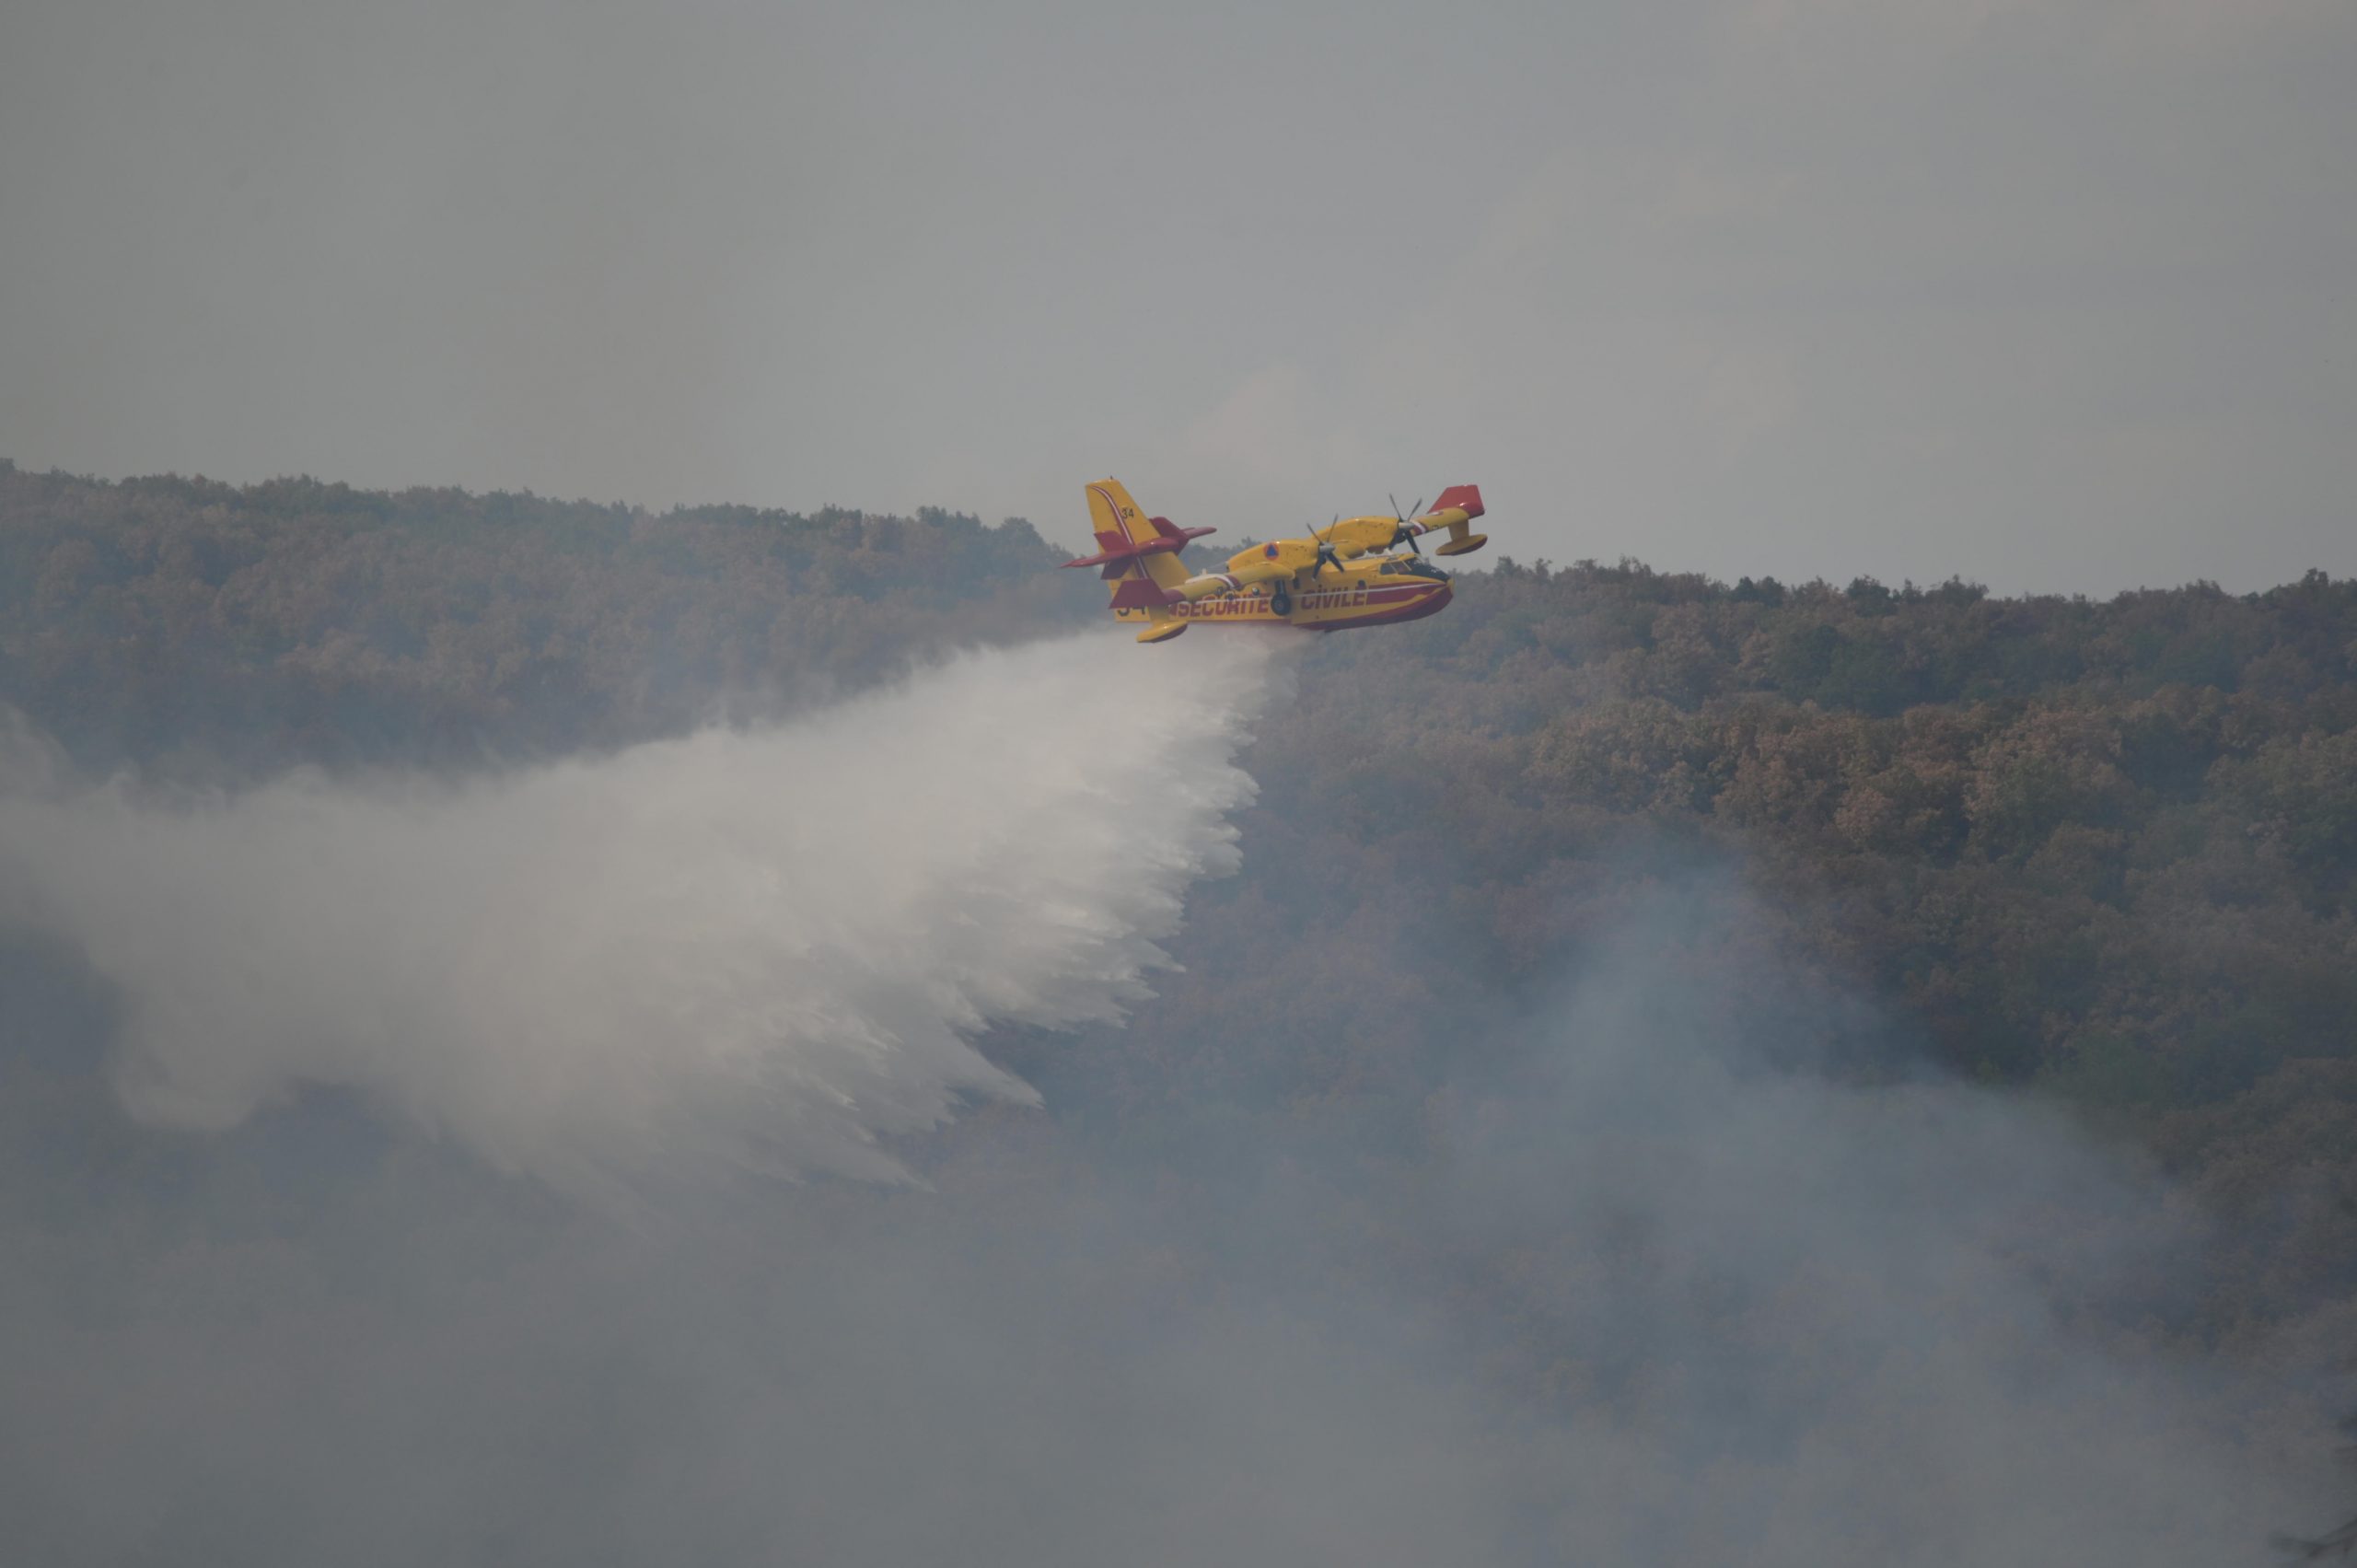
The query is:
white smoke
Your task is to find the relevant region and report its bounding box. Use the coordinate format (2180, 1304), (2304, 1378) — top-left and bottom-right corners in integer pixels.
(1, 649), (2344, 1564)
(0, 633), (1271, 1189)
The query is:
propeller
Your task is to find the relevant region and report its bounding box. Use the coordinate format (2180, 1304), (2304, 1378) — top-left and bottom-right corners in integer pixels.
(1310, 514), (1342, 575)
(1389, 494), (1427, 554)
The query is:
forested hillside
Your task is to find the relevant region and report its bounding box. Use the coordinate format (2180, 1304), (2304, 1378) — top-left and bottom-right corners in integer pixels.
(1095, 556), (2357, 1348)
(0, 461), (1083, 772)
(7, 464), (2357, 1350)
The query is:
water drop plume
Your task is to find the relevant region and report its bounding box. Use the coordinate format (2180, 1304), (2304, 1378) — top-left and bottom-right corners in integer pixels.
(0, 633), (1273, 1189)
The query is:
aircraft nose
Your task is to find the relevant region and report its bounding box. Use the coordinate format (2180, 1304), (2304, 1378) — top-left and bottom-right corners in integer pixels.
(1397, 579), (1451, 622)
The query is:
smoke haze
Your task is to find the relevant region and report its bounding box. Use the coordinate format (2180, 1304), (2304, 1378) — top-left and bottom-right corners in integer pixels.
(0, 628), (2338, 1563)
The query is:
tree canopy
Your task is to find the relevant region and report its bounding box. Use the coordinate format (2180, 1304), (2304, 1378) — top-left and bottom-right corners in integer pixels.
(7, 464), (2357, 1349)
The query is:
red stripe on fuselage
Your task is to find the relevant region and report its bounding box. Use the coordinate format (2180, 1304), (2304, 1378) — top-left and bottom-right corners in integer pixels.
(1126, 578), (1452, 630)
(1310, 581), (1452, 630)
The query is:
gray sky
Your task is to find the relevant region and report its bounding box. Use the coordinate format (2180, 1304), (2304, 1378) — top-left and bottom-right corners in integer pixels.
(2, 0), (2351, 592)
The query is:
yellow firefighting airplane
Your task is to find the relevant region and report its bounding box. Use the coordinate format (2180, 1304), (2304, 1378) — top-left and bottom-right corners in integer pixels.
(1065, 479), (1489, 644)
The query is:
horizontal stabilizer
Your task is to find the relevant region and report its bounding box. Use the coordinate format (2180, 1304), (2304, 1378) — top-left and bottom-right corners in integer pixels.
(1062, 518), (1218, 570)
(1062, 536), (1181, 569)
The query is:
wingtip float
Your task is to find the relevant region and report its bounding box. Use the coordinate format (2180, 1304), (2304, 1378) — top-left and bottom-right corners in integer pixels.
(1065, 479), (1491, 645)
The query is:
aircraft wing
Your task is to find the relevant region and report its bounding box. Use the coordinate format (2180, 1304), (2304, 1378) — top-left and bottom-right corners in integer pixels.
(1218, 539), (1323, 586)
(1219, 556), (1296, 588)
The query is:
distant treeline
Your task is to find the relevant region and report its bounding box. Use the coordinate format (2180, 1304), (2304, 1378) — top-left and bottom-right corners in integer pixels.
(0, 461), (1084, 772)
(8, 463), (2357, 1339)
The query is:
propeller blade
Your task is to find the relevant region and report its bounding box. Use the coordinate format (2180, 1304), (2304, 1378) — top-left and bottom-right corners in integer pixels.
(1389, 494), (1429, 552)
(1311, 514), (1341, 575)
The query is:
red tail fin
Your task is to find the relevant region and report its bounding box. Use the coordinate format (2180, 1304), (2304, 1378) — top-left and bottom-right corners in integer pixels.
(1430, 484), (1484, 519)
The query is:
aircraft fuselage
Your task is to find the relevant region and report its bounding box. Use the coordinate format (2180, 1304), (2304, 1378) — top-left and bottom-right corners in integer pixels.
(1110, 556), (1452, 633)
